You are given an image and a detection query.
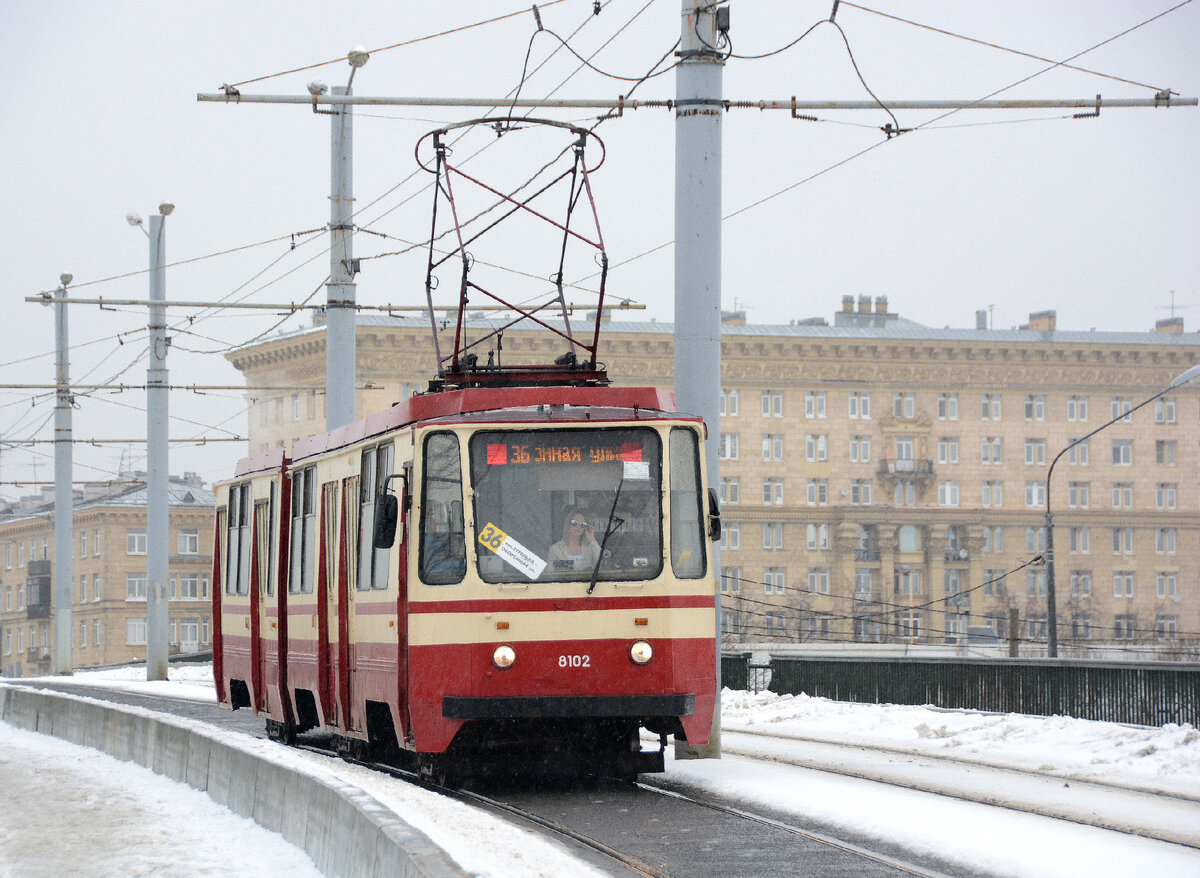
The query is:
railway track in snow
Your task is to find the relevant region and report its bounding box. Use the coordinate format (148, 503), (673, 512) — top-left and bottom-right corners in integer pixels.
(714, 726), (1200, 849)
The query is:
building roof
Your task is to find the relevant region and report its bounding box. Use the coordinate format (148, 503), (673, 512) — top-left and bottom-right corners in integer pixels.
(0, 479), (214, 526)
(240, 313), (1200, 350)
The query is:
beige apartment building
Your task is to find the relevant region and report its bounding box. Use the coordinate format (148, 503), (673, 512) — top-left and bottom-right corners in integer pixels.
(227, 297), (1200, 656)
(0, 476), (215, 678)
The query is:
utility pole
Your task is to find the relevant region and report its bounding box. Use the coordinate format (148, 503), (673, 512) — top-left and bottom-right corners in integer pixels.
(52, 273), (74, 675)
(326, 80), (358, 430)
(673, 0), (724, 760)
(146, 204), (174, 681)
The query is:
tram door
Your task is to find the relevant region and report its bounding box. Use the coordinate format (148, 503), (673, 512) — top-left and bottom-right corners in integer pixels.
(318, 481), (343, 728)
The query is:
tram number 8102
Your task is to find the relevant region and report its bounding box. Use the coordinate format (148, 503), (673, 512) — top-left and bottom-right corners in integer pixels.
(558, 654), (591, 668)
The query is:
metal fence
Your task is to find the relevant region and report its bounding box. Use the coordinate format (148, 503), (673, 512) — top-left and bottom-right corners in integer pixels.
(722, 653), (1200, 727)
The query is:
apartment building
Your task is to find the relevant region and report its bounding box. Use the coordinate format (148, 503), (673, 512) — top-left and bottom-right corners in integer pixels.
(0, 475), (215, 677)
(226, 298), (1200, 655)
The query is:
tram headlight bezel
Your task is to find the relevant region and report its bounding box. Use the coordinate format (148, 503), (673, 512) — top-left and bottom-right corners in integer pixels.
(630, 640), (653, 665)
(492, 644), (516, 669)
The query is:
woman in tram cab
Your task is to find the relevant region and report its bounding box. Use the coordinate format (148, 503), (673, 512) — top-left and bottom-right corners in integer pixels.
(546, 507), (602, 573)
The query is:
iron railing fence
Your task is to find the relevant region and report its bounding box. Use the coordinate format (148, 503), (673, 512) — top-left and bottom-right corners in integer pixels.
(721, 654), (1200, 726)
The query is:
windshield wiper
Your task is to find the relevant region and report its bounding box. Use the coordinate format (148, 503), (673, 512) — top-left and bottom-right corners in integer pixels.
(587, 478), (625, 595)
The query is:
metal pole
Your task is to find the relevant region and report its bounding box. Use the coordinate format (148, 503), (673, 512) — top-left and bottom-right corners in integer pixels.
(674, 0), (723, 760)
(326, 84), (357, 430)
(146, 210), (171, 680)
(53, 276), (74, 675)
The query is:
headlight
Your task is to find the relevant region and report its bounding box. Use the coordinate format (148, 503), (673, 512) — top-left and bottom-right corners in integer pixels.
(630, 640), (653, 665)
(492, 644), (516, 669)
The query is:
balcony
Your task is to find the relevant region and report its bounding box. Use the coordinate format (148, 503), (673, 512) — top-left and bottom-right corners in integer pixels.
(878, 458), (935, 484)
(854, 547), (881, 562)
(944, 546), (969, 562)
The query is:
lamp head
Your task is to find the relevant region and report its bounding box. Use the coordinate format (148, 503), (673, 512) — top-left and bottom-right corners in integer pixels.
(158, 202), (175, 216)
(348, 46), (369, 68)
(126, 212), (143, 227)
(306, 79), (328, 96)
(59, 273), (73, 287)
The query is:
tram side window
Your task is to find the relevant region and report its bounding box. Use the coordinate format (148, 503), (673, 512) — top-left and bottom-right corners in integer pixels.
(669, 428), (707, 579)
(358, 442), (395, 591)
(419, 433), (466, 584)
(289, 466), (316, 593)
(225, 483), (251, 596)
(254, 498), (271, 596)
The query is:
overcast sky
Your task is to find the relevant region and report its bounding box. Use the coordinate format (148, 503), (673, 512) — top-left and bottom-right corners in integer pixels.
(3, 0), (1197, 494)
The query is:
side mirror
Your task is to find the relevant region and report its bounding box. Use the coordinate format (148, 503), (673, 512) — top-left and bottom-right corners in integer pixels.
(373, 493), (399, 549)
(707, 488), (721, 542)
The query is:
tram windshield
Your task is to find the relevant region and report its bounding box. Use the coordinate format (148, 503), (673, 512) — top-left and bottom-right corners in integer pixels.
(469, 428), (664, 583)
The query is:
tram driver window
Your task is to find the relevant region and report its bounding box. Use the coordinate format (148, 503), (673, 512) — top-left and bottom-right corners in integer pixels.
(419, 433), (466, 585)
(669, 428), (706, 579)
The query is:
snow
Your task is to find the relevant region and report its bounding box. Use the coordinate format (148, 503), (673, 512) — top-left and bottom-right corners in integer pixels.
(8, 667), (1200, 878)
(0, 722), (322, 878)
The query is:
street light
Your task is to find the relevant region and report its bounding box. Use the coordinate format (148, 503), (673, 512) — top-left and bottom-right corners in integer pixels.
(1043, 363), (1200, 657)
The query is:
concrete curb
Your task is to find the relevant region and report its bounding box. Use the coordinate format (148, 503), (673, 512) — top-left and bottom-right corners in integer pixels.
(0, 685), (468, 878)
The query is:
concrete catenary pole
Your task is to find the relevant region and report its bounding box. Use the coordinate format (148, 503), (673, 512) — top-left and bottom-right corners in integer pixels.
(146, 205), (173, 681)
(326, 78), (359, 430)
(53, 274), (74, 675)
(674, 0), (724, 759)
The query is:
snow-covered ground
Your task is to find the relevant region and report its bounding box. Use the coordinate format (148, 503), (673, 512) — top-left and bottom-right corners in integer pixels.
(6, 666), (1200, 878)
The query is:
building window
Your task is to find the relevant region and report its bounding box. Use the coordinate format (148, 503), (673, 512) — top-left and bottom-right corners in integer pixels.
(80, 532), (88, 558)
(898, 525), (920, 552)
(980, 436), (1002, 465)
(848, 391), (871, 419)
(720, 521), (740, 550)
(1111, 440), (1133, 466)
(762, 478), (784, 505)
(1155, 528), (1176, 554)
(1026, 570), (1047, 595)
(126, 529), (147, 555)
(854, 568), (873, 599)
(177, 529), (200, 555)
(982, 481), (1002, 507)
(94, 529), (102, 556)
(1113, 570), (1135, 598)
(1067, 481), (1089, 509)
(982, 526), (1003, 553)
(1112, 482), (1133, 509)
(805, 434), (827, 461)
(1156, 440), (1177, 466)
(1069, 570), (1092, 598)
(893, 481), (916, 506)
(1156, 572), (1177, 599)
(718, 432), (739, 460)
(1024, 481), (1045, 508)
(126, 617), (148, 645)
(719, 477), (740, 505)
(850, 479), (872, 506)
(1071, 614), (1091, 639)
(762, 433), (784, 461)
(1024, 394), (1045, 421)
(894, 568), (921, 595)
(1066, 395), (1088, 422)
(719, 567), (741, 593)
(178, 573), (201, 599)
(292, 392), (302, 421)
(805, 567), (829, 595)
(804, 390), (826, 418)
(1111, 396), (1132, 422)
(806, 523), (829, 550)
(806, 479), (828, 506)
(762, 390), (783, 417)
(1112, 527), (1134, 555)
(1069, 527), (1089, 554)
(937, 437), (959, 464)
(1155, 483), (1177, 510)
(1155, 397), (1176, 424)
(937, 393), (958, 420)
(126, 573), (147, 601)
(720, 609), (742, 636)
(1156, 615), (1178, 641)
(1026, 526), (1046, 553)
(1024, 438), (1046, 466)
(1067, 439), (1089, 466)
(1113, 613), (1137, 640)
(980, 393), (1001, 420)
(764, 567), (786, 595)
(893, 392), (915, 418)
(938, 481), (959, 507)
(93, 573), (101, 602)
(849, 435), (871, 462)
(762, 523), (784, 550)
(897, 612), (922, 640)
(721, 388), (739, 416)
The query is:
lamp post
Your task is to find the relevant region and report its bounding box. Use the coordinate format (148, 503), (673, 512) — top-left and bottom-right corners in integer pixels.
(1044, 363), (1200, 657)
